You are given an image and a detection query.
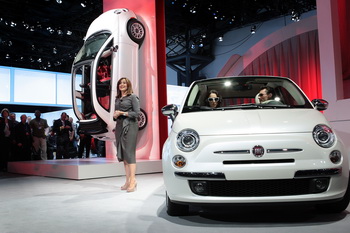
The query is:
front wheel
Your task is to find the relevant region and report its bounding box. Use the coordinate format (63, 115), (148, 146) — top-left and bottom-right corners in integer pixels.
(166, 192), (189, 216)
(127, 19), (145, 46)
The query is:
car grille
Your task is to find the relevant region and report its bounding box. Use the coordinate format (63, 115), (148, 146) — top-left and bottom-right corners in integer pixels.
(189, 178), (330, 197)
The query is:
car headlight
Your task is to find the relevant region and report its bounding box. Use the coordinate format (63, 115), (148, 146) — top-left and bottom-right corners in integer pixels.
(313, 124), (335, 148)
(176, 129), (200, 152)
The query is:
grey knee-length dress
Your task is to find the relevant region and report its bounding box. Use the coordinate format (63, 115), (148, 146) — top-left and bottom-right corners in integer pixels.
(114, 94), (140, 164)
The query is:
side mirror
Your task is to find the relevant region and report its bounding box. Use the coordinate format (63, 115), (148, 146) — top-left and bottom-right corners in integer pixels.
(161, 104), (178, 122)
(311, 99), (328, 111)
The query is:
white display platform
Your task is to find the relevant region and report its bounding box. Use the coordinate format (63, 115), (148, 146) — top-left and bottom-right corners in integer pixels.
(7, 158), (162, 180)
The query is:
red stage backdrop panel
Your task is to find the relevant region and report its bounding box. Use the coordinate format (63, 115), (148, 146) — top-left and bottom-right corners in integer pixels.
(103, 0), (167, 159)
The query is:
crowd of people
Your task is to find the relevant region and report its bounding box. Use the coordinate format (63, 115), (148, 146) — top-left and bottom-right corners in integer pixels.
(0, 108), (105, 171)
(1, 77), (142, 193)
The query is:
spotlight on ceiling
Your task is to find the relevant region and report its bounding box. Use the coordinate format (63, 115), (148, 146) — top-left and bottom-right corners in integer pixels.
(56, 0), (62, 4)
(218, 36), (223, 42)
(190, 6), (196, 13)
(6, 54), (10, 59)
(81, 1), (87, 7)
(47, 27), (55, 34)
(251, 25), (256, 34)
(66, 30), (72, 35)
(291, 11), (300, 22)
(54, 61), (62, 66)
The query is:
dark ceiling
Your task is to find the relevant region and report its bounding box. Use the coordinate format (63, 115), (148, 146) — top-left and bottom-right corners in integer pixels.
(0, 0), (316, 73)
(0, 0), (103, 72)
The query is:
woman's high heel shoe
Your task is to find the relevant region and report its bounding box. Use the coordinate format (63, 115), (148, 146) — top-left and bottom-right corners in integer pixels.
(121, 183), (129, 190)
(127, 181), (137, 192)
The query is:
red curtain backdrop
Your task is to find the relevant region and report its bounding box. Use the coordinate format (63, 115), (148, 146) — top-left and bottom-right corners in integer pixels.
(240, 30), (322, 101)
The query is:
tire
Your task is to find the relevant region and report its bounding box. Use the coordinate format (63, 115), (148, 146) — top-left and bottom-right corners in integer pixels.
(315, 176), (350, 213)
(127, 19), (145, 46)
(166, 192), (189, 216)
(138, 108), (147, 130)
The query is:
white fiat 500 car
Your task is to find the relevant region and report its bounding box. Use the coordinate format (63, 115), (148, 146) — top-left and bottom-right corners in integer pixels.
(162, 76), (350, 216)
(71, 8), (146, 140)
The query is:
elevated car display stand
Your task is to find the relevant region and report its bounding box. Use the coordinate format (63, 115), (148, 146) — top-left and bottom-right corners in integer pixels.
(7, 158), (162, 180)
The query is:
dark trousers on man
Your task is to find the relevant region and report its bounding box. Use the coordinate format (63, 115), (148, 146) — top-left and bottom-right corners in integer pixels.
(78, 135), (92, 158)
(56, 135), (70, 159)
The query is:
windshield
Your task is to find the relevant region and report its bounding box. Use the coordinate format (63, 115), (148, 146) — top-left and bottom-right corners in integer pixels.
(72, 37), (114, 121)
(182, 76), (313, 113)
(74, 31), (111, 64)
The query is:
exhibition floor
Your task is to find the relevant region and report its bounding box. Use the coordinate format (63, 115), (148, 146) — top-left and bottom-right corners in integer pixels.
(0, 171), (350, 233)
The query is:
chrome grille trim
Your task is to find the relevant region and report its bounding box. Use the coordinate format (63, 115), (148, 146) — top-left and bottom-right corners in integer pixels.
(214, 148), (302, 154)
(214, 150), (250, 154)
(267, 148), (303, 153)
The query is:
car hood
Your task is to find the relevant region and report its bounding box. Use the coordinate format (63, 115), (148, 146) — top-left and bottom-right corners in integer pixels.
(172, 109), (329, 135)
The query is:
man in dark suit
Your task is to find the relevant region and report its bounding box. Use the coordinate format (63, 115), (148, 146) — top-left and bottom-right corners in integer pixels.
(52, 112), (72, 159)
(14, 114), (32, 161)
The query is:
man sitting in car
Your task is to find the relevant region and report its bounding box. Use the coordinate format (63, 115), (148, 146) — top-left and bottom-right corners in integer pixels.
(257, 86), (283, 105)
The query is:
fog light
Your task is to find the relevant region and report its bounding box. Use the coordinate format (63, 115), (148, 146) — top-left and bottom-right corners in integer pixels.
(190, 181), (208, 195)
(329, 150), (342, 164)
(172, 155), (186, 168)
(311, 178), (329, 193)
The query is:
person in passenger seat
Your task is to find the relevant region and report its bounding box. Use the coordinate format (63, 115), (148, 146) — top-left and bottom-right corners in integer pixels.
(206, 90), (221, 108)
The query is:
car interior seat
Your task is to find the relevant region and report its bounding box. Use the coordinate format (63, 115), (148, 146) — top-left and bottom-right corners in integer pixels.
(255, 93), (260, 104)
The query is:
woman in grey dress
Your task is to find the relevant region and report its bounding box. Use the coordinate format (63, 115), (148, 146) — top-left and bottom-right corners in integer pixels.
(113, 77), (140, 192)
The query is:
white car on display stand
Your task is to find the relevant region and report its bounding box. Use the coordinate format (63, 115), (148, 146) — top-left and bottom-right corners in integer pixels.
(162, 76), (350, 216)
(71, 8), (146, 140)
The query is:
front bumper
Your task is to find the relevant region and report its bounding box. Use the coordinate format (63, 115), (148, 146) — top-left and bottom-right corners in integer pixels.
(162, 133), (349, 204)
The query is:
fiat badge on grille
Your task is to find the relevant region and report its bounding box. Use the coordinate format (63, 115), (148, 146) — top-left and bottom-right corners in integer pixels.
(252, 145), (264, 158)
